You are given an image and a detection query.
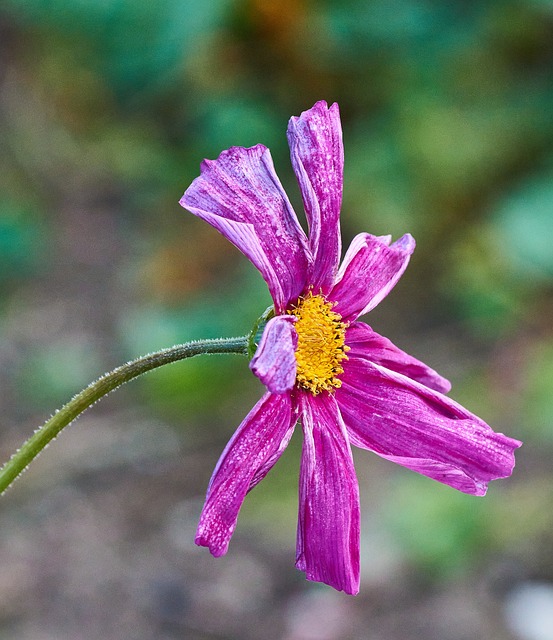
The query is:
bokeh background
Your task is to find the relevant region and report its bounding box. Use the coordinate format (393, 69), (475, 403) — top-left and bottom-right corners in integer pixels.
(1, 1), (553, 638)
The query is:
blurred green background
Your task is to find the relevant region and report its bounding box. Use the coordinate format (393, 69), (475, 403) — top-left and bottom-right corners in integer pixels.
(1, 1), (553, 638)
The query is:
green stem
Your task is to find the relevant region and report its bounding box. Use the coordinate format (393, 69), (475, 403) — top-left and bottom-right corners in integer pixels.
(0, 336), (248, 495)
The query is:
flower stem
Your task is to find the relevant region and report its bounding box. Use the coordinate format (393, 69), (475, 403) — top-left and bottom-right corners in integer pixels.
(0, 336), (249, 495)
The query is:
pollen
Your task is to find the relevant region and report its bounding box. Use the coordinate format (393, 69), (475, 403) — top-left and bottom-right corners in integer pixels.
(289, 293), (349, 395)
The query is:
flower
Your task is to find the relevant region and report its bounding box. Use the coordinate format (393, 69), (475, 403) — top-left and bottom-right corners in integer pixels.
(179, 100), (521, 595)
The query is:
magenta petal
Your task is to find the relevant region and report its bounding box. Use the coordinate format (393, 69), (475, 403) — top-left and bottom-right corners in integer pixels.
(196, 392), (296, 557)
(180, 144), (310, 312)
(296, 392), (360, 595)
(337, 358), (521, 496)
(250, 315), (298, 394)
(345, 322), (451, 394)
(287, 101), (343, 292)
(329, 233), (416, 321)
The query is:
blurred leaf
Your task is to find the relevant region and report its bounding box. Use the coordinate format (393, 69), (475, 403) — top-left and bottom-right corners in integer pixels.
(4, 0), (235, 97)
(16, 337), (104, 409)
(492, 172), (553, 282)
(194, 98), (282, 157)
(324, 0), (449, 52)
(344, 130), (417, 238)
(387, 471), (553, 577)
(139, 351), (257, 435)
(0, 199), (47, 284)
(120, 264), (270, 352)
(440, 227), (526, 336)
(385, 474), (489, 577)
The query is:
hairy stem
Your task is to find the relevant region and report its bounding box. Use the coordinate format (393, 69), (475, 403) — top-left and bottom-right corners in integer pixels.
(0, 337), (248, 495)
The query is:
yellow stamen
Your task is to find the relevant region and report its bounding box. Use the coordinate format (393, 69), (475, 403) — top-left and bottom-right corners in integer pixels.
(288, 293), (349, 395)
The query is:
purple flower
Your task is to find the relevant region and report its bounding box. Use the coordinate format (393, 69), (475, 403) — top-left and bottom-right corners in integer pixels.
(179, 101), (521, 595)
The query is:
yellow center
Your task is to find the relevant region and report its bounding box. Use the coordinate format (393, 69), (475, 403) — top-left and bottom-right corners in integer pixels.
(288, 293), (349, 395)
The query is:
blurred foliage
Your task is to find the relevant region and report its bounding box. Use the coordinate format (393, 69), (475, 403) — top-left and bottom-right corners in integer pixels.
(0, 198), (46, 286)
(386, 470), (553, 578)
(1, 0), (553, 591)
